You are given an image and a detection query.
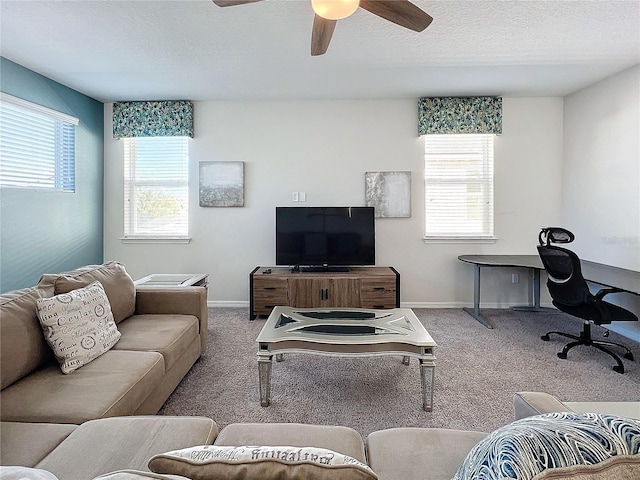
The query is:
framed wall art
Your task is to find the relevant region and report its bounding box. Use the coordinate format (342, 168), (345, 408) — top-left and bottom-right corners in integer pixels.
(365, 171), (411, 218)
(199, 161), (244, 207)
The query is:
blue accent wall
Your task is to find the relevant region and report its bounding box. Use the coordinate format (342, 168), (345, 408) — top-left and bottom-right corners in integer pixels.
(1, 57), (104, 292)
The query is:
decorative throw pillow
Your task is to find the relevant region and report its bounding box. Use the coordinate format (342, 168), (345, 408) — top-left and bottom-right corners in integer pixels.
(148, 445), (378, 480)
(452, 412), (640, 480)
(36, 281), (121, 374)
(0, 466), (59, 480)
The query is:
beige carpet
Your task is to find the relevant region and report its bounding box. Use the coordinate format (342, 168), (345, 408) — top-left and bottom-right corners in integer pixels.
(159, 308), (639, 436)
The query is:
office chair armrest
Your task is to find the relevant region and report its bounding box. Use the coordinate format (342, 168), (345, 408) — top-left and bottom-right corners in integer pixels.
(594, 287), (622, 300)
(585, 296), (612, 323)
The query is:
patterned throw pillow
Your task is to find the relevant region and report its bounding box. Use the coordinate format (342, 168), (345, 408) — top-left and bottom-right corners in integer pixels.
(36, 281), (121, 374)
(148, 445), (378, 480)
(452, 412), (640, 480)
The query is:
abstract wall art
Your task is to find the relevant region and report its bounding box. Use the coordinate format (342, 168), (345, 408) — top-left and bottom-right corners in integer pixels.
(365, 171), (411, 218)
(199, 161), (244, 207)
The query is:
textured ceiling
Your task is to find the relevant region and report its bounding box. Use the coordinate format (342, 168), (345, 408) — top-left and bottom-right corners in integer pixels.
(1, 0), (639, 102)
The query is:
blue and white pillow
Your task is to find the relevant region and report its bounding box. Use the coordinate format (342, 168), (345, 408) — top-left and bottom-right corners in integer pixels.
(452, 412), (640, 480)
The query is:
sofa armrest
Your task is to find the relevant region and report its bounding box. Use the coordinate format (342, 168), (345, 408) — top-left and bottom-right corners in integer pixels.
(513, 391), (573, 420)
(135, 287), (208, 354)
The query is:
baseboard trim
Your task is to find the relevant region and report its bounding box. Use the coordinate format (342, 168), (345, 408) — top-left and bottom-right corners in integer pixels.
(207, 301), (556, 309)
(208, 301), (249, 308)
(401, 302), (467, 309)
(400, 302), (556, 309)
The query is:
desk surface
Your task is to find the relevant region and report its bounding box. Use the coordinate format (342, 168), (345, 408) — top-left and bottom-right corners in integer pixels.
(458, 255), (640, 295)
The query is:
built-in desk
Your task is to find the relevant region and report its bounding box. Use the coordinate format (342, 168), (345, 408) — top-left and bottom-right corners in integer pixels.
(458, 255), (640, 328)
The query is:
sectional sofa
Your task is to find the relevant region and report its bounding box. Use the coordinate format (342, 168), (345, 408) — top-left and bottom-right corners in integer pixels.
(1, 263), (638, 479)
(2, 393), (639, 479)
(0, 261), (208, 424)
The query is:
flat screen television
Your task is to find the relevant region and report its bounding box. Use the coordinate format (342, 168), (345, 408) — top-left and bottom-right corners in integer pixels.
(276, 207), (375, 271)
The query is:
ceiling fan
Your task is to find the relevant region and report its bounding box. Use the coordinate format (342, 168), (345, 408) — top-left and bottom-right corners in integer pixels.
(212, 0), (433, 56)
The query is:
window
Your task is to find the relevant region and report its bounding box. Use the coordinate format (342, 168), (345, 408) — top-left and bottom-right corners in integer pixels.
(123, 137), (189, 238)
(0, 93), (77, 191)
(424, 134), (494, 240)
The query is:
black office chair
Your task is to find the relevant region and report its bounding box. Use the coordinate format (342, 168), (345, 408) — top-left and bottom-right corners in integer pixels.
(537, 227), (637, 374)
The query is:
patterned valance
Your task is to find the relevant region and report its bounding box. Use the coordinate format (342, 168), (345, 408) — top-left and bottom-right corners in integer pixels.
(113, 100), (193, 138)
(418, 97), (502, 135)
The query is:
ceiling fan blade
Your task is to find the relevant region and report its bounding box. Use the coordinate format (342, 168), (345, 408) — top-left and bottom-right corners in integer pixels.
(311, 15), (337, 56)
(359, 0), (433, 32)
(212, 0), (264, 6)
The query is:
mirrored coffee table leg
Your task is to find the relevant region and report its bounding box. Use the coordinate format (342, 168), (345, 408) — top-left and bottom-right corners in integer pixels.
(257, 350), (273, 407)
(420, 358), (435, 412)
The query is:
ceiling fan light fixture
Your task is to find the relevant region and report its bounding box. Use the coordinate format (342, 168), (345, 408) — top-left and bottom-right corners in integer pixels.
(311, 0), (359, 20)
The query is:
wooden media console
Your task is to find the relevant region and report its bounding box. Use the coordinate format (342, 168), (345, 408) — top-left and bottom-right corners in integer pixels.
(249, 266), (400, 319)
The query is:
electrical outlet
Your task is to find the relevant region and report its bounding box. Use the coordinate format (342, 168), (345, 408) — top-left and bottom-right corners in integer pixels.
(299, 192), (306, 202)
(292, 192), (299, 202)
(511, 273), (519, 284)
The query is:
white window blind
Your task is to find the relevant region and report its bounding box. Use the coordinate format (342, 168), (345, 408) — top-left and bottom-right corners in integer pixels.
(0, 93), (78, 191)
(124, 137), (189, 238)
(424, 134), (494, 240)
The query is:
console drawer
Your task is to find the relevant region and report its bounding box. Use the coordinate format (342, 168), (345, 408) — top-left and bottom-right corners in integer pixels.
(360, 278), (396, 294)
(360, 277), (396, 309)
(360, 297), (397, 309)
(253, 277), (288, 316)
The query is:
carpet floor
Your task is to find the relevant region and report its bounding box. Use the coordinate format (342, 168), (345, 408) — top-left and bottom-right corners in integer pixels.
(159, 308), (639, 436)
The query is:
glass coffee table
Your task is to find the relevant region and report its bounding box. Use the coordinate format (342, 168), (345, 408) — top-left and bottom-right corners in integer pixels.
(256, 306), (437, 411)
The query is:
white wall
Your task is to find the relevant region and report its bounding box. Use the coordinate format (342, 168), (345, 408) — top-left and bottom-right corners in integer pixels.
(103, 97), (563, 308)
(562, 65), (640, 340)
(563, 65), (640, 270)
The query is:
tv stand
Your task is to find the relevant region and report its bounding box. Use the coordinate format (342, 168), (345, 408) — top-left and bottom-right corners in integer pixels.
(298, 265), (350, 273)
(249, 266), (400, 319)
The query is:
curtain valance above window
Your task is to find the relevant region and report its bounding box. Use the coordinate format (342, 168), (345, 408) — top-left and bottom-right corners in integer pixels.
(112, 100), (194, 139)
(418, 97), (502, 135)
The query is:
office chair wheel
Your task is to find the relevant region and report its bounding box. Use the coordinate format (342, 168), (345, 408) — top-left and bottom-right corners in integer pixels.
(624, 352), (634, 361)
(613, 365), (625, 374)
(557, 352), (568, 359)
(541, 334), (550, 341)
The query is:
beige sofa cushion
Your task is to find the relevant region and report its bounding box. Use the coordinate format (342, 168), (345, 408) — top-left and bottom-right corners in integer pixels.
(0, 350), (164, 424)
(135, 287), (208, 355)
(36, 416), (218, 479)
(0, 279), (55, 389)
(0, 422), (77, 467)
(533, 455), (640, 479)
(148, 445), (378, 480)
(214, 423), (367, 464)
(514, 391), (573, 419)
(36, 281), (121, 374)
(112, 314), (199, 371)
(366, 427), (487, 480)
(513, 392), (640, 421)
(562, 402), (640, 420)
(49, 261), (136, 324)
